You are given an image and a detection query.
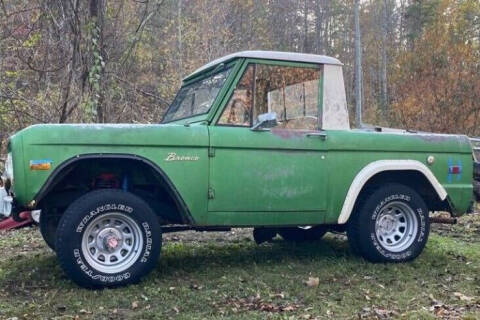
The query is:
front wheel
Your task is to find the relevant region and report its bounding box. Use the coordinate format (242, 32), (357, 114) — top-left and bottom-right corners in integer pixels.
(347, 183), (429, 262)
(55, 189), (161, 288)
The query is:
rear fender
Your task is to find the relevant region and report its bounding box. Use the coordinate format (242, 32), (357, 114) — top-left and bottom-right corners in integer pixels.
(338, 160), (447, 224)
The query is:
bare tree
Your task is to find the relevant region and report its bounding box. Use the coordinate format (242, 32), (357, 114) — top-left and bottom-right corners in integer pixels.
(380, 0), (391, 115)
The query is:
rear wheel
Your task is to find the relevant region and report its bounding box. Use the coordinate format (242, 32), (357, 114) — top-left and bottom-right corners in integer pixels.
(56, 189), (161, 288)
(278, 226), (327, 242)
(347, 183), (429, 262)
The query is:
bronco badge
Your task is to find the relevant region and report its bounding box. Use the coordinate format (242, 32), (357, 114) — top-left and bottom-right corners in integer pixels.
(165, 152), (199, 162)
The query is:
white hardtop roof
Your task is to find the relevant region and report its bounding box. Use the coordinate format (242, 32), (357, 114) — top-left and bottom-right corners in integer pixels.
(184, 50), (343, 81)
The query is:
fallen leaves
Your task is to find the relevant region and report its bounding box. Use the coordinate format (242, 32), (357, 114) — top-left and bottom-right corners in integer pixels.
(131, 301), (139, 310)
(270, 292), (285, 299)
(428, 303), (480, 318)
(79, 309), (91, 315)
(427, 291), (480, 318)
(304, 277), (319, 287)
(453, 292), (474, 302)
(219, 294), (302, 314)
(3, 224), (480, 320)
(190, 283), (203, 290)
(358, 307), (399, 319)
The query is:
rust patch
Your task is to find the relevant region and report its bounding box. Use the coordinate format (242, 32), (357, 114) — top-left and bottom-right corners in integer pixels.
(416, 134), (451, 143)
(270, 128), (312, 139)
(415, 133), (469, 144)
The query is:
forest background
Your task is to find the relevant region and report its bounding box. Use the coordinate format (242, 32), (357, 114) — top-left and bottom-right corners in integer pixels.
(0, 0), (479, 149)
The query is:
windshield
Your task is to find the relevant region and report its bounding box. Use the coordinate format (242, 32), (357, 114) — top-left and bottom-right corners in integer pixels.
(163, 67), (232, 122)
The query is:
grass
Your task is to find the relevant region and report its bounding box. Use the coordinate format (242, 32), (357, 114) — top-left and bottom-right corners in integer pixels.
(1, 214), (480, 319)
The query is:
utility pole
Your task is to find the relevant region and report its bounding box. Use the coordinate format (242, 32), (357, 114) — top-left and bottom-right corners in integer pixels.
(354, 0), (363, 127)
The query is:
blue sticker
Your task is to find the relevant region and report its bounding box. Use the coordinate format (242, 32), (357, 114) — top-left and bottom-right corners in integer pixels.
(30, 159), (53, 165)
(447, 157), (463, 183)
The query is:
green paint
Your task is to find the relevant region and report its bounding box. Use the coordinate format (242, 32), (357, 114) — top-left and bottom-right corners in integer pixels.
(5, 54), (473, 228)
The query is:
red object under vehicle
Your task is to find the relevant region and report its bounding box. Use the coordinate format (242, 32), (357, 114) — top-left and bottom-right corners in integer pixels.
(0, 211), (33, 231)
(0, 173), (121, 232)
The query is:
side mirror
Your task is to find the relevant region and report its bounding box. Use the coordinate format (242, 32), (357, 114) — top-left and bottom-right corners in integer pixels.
(251, 112), (278, 131)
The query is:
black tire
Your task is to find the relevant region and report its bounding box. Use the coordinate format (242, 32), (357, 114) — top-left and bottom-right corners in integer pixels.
(278, 226), (327, 242)
(55, 189), (161, 289)
(347, 183), (429, 262)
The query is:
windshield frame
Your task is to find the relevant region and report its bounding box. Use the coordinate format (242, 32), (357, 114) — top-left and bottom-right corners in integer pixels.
(161, 62), (237, 124)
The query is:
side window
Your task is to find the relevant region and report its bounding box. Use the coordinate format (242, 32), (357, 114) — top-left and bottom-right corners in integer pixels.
(218, 63), (321, 130)
(253, 65), (321, 130)
(218, 65), (254, 126)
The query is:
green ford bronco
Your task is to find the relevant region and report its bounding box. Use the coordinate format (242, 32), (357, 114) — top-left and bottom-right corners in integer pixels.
(0, 51), (474, 288)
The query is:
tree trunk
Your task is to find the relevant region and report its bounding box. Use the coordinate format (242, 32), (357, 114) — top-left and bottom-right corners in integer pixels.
(90, 0), (106, 123)
(314, 0), (325, 54)
(380, 0), (389, 115)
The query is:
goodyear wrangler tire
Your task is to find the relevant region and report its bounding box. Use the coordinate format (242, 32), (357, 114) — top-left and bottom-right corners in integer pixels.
(347, 183), (429, 262)
(55, 189), (161, 289)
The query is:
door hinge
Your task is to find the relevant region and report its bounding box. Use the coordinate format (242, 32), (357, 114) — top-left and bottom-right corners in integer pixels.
(208, 187), (215, 199)
(208, 147), (215, 157)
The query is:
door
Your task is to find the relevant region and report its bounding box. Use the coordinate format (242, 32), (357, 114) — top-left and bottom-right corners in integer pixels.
(207, 62), (328, 226)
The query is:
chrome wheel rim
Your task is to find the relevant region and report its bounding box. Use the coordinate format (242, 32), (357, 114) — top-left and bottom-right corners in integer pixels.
(81, 212), (143, 274)
(374, 201), (418, 252)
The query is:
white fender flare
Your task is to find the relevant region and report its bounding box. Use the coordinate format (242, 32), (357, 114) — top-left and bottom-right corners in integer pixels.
(337, 160), (447, 224)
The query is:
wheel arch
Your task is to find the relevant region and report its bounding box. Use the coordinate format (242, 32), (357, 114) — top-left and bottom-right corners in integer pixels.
(338, 160), (448, 224)
(35, 153), (194, 225)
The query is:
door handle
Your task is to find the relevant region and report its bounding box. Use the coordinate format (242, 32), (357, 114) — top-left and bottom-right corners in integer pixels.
(305, 132), (327, 140)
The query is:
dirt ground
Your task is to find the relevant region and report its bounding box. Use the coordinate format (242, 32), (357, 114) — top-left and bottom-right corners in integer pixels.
(431, 208), (480, 243)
